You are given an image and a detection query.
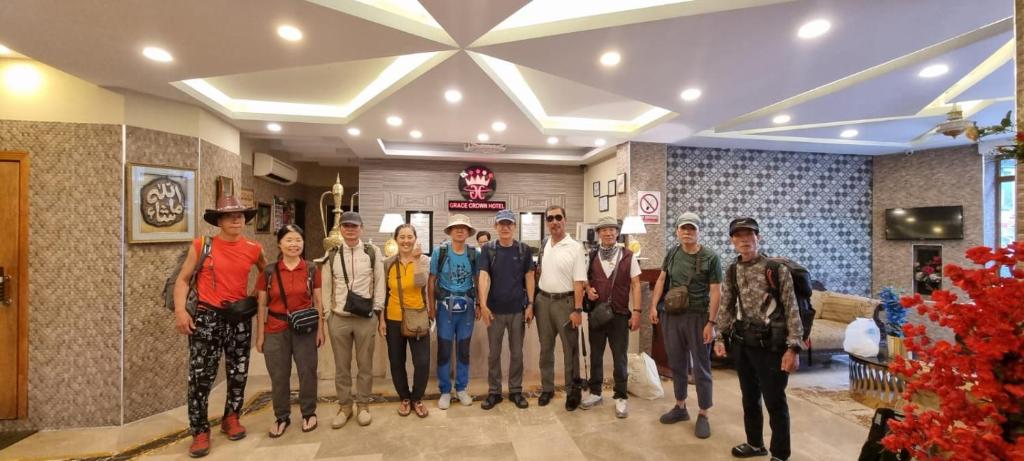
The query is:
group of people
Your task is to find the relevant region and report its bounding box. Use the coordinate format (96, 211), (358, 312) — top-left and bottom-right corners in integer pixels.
(173, 196), (804, 461)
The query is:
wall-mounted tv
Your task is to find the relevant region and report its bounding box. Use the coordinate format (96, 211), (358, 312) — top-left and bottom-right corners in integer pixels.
(885, 206), (964, 240)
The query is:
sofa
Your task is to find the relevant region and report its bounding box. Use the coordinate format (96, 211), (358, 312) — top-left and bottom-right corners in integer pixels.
(806, 290), (880, 365)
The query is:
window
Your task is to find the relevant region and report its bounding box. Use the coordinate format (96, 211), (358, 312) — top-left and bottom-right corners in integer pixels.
(996, 158), (1016, 248)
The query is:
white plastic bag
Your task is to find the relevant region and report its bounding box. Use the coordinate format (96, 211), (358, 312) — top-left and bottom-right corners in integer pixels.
(626, 352), (664, 400)
(843, 317), (880, 358)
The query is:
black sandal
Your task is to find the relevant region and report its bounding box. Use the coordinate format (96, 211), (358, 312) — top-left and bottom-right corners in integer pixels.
(302, 414), (318, 432)
(268, 417), (290, 438)
(731, 443), (769, 458)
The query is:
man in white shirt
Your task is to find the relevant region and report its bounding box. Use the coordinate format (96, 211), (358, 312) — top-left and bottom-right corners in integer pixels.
(581, 216), (641, 418)
(535, 205), (588, 410)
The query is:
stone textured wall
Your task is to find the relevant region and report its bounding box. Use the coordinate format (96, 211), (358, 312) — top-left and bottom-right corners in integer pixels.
(0, 121), (123, 430)
(666, 145), (873, 296)
(121, 127), (198, 423)
(872, 145), (983, 296)
(625, 142), (668, 270)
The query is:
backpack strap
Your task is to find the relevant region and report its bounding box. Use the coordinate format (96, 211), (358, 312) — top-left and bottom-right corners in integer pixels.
(536, 237), (550, 276)
(305, 260), (315, 298)
(191, 236), (213, 290)
(664, 245), (681, 285)
(727, 261), (741, 320)
(467, 244), (477, 276)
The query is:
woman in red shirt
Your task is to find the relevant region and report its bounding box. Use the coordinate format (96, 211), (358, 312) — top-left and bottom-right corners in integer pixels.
(256, 225), (324, 437)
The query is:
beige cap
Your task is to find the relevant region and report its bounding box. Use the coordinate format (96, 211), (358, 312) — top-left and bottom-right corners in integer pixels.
(444, 214), (476, 235)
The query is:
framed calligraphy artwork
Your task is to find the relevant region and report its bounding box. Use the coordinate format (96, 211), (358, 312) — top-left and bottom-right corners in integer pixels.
(255, 202), (272, 234)
(126, 163), (197, 244)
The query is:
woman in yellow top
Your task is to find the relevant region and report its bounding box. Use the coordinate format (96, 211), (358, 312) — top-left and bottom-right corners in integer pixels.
(379, 223), (432, 418)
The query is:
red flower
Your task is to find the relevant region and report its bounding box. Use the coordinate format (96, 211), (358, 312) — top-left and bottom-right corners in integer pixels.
(883, 242), (1024, 460)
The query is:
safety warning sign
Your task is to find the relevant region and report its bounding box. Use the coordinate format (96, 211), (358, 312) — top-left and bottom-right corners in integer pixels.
(637, 191), (661, 224)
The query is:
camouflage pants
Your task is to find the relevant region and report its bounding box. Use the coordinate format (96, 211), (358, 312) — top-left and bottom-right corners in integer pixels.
(187, 308), (252, 434)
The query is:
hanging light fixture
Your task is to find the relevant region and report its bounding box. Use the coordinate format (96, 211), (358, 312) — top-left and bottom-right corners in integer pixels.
(936, 105), (974, 138)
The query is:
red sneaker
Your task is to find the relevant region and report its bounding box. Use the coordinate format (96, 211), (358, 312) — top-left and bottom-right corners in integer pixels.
(189, 431), (210, 458)
(220, 413), (246, 440)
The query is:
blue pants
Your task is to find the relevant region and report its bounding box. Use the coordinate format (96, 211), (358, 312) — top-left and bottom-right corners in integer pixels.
(436, 299), (475, 393)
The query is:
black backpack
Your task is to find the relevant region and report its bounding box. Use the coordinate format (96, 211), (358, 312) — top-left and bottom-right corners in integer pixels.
(728, 255), (816, 342)
(162, 236), (212, 316)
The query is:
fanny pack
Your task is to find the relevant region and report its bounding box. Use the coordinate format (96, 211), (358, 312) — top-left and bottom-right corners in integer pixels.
(439, 289), (474, 314)
(731, 321), (786, 351)
(221, 297), (258, 323)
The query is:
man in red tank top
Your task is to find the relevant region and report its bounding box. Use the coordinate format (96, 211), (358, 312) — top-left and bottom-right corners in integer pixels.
(173, 196), (265, 458)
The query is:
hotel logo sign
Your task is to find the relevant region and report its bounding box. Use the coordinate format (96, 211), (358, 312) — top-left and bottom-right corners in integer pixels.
(450, 165), (506, 211)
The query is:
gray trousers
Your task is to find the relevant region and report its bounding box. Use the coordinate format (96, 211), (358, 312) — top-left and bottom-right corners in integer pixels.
(263, 328), (318, 420)
(327, 313), (377, 408)
(536, 292), (580, 392)
(663, 311), (713, 410)
(487, 311), (525, 395)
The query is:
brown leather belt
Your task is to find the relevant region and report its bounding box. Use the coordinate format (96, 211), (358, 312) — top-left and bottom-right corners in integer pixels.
(538, 290), (573, 300)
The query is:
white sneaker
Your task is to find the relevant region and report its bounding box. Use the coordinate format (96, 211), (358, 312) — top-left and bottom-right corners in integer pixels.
(356, 405), (372, 426)
(438, 393), (452, 410)
(580, 394), (603, 409)
(615, 398), (628, 418)
(331, 407), (350, 429)
(456, 390), (473, 406)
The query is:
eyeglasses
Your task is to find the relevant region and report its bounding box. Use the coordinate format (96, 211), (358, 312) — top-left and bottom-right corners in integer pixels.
(545, 215), (564, 222)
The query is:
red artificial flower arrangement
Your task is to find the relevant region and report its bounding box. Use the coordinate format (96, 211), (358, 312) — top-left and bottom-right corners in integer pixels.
(883, 242), (1024, 460)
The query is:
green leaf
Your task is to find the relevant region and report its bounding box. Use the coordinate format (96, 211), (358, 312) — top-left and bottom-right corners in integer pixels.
(1000, 110), (1012, 127)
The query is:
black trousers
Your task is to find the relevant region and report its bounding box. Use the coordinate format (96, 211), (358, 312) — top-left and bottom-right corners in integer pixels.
(732, 340), (791, 460)
(385, 319), (430, 401)
(187, 308), (252, 435)
(587, 313), (629, 399)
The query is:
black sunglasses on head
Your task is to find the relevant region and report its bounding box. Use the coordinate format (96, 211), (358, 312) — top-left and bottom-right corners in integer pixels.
(545, 215), (564, 222)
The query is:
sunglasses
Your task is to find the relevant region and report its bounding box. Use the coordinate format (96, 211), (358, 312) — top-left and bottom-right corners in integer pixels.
(545, 215), (564, 222)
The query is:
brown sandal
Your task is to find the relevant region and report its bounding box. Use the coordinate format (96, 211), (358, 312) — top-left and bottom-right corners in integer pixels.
(413, 400), (429, 418)
(398, 399), (411, 417)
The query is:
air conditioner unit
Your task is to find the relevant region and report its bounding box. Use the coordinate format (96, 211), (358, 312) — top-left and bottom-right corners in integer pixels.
(253, 152), (298, 185)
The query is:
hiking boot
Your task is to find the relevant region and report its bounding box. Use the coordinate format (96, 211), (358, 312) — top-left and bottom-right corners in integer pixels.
(456, 390), (473, 406)
(356, 404), (372, 426)
(565, 386), (582, 411)
(188, 431), (210, 458)
(538, 391), (554, 407)
(438, 393), (452, 410)
(614, 398), (628, 419)
(659, 405), (690, 424)
(331, 405), (352, 429)
(510, 392), (529, 409)
(219, 413), (246, 440)
(481, 393), (502, 410)
(580, 394), (603, 409)
(695, 414), (711, 439)
(731, 443), (769, 458)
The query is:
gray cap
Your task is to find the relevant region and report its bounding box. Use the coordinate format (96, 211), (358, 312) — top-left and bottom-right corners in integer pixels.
(676, 212), (701, 231)
(595, 216), (620, 231)
(340, 211), (363, 226)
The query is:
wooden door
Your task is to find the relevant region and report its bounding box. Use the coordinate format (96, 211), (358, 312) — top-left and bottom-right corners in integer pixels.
(0, 152), (28, 419)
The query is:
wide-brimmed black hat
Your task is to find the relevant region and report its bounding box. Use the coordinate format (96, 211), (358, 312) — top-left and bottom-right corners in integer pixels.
(203, 195), (257, 226)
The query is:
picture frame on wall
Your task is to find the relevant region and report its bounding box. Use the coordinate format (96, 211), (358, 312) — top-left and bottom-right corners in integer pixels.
(126, 163), (197, 244)
(519, 212), (545, 249)
(255, 202), (272, 234)
(598, 195), (609, 212)
(912, 244), (943, 296)
(405, 210), (433, 254)
(216, 176), (234, 200)
(592, 181), (601, 197)
(616, 173), (626, 194)
(607, 180), (617, 197)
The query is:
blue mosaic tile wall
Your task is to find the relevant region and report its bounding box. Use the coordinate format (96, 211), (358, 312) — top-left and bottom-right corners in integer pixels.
(666, 146), (873, 296)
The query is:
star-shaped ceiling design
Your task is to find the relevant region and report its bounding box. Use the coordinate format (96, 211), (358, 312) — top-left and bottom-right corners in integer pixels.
(0, 0), (1015, 164)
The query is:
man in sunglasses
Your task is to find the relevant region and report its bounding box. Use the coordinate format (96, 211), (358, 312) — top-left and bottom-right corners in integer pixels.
(534, 205), (588, 410)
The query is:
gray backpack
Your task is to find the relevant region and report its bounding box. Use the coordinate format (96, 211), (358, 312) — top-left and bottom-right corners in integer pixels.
(162, 236), (212, 317)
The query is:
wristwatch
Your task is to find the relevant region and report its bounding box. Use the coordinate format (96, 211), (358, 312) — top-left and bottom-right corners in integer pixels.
(632, 309), (642, 313)
(574, 307), (583, 312)
(707, 320), (717, 326)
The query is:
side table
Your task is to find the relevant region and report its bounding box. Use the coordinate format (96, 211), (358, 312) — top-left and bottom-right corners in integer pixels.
(849, 353), (906, 409)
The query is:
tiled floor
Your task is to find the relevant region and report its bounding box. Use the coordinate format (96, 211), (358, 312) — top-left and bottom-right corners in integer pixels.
(0, 358), (869, 461)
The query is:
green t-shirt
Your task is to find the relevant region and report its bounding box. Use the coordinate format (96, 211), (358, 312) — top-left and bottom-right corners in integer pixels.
(662, 245), (723, 312)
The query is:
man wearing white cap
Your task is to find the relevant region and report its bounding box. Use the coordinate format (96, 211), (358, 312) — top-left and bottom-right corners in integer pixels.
(649, 211), (722, 439)
(428, 214), (479, 409)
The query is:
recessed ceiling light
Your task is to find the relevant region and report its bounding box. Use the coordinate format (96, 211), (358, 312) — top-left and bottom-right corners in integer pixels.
(599, 51), (621, 67)
(918, 64), (949, 78)
(267, 123), (282, 132)
(347, 127), (361, 136)
(444, 89), (462, 103)
(595, 138), (607, 147)
(797, 19), (831, 39)
(679, 88), (702, 102)
(386, 115), (403, 127)
(772, 114), (791, 124)
(491, 121), (507, 132)
(477, 133), (490, 142)
(0, 44), (11, 55)
(142, 46), (173, 62)
(410, 130), (422, 139)
(547, 136), (559, 145)
(277, 25), (303, 41)
(840, 129), (858, 138)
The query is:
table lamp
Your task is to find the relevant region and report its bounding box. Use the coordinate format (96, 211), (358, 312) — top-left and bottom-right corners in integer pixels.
(620, 215), (647, 257)
(379, 213), (405, 257)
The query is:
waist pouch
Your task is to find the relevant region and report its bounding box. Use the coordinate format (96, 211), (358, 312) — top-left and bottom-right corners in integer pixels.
(344, 291), (374, 318)
(221, 296), (258, 323)
(440, 292), (474, 313)
(270, 307), (320, 335)
(731, 322), (786, 351)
